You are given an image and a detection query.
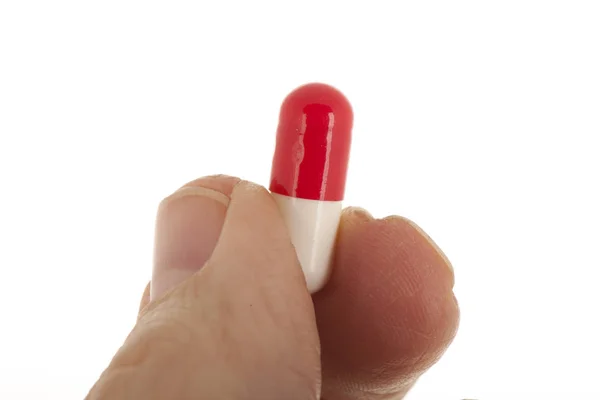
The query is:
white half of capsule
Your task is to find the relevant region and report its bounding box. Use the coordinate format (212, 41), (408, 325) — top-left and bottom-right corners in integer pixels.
(271, 192), (342, 293)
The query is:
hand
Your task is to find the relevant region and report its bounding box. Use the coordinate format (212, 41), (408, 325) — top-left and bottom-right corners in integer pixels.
(86, 175), (459, 400)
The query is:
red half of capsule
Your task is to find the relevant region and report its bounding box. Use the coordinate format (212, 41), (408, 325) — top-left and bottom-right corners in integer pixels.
(269, 83), (353, 202)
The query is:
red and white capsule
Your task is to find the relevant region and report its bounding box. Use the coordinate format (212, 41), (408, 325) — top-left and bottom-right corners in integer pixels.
(270, 83), (353, 293)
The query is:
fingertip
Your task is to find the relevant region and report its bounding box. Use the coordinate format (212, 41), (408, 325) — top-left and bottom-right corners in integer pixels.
(315, 214), (460, 397)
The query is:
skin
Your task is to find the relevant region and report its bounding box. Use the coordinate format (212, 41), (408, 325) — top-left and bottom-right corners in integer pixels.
(86, 175), (459, 400)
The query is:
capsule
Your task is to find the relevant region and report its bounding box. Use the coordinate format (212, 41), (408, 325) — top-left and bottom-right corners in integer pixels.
(270, 83), (353, 292)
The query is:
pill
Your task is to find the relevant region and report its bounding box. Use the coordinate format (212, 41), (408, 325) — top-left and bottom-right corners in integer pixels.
(269, 83), (353, 293)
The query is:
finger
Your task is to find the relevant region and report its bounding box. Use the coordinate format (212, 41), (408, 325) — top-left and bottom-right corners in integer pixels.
(314, 208), (459, 400)
(200, 181), (321, 396)
(87, 180), (321, 400)
(150, 174), (240, 301)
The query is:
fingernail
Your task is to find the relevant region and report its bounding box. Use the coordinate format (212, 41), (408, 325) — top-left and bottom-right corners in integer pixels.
(151, 185), (230, 300)
(344, 206), (374, 220)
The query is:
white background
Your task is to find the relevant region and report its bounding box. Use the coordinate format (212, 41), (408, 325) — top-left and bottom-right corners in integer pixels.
(1, 1), (599, 399)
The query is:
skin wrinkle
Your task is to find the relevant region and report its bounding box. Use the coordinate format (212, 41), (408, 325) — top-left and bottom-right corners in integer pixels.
(116, 308), (196, 369)
(389, 249), (429, 299)
(380, 270), (441, 342)
(360, 333), (450, 397)
(137, 282), (151, 318)
(143, 270), (204, 320)
(91, 316), (200, 399)
(360, 223), (423, 300)
(357, 230), (443, 350)
(383, 290), (454, 359)
(133, 301), (188, 343)
(376, 249), (449, 343)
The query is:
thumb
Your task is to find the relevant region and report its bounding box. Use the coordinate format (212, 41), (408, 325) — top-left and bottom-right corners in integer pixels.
(87, 179), (321, 400)
(150, 174), (240, 300)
